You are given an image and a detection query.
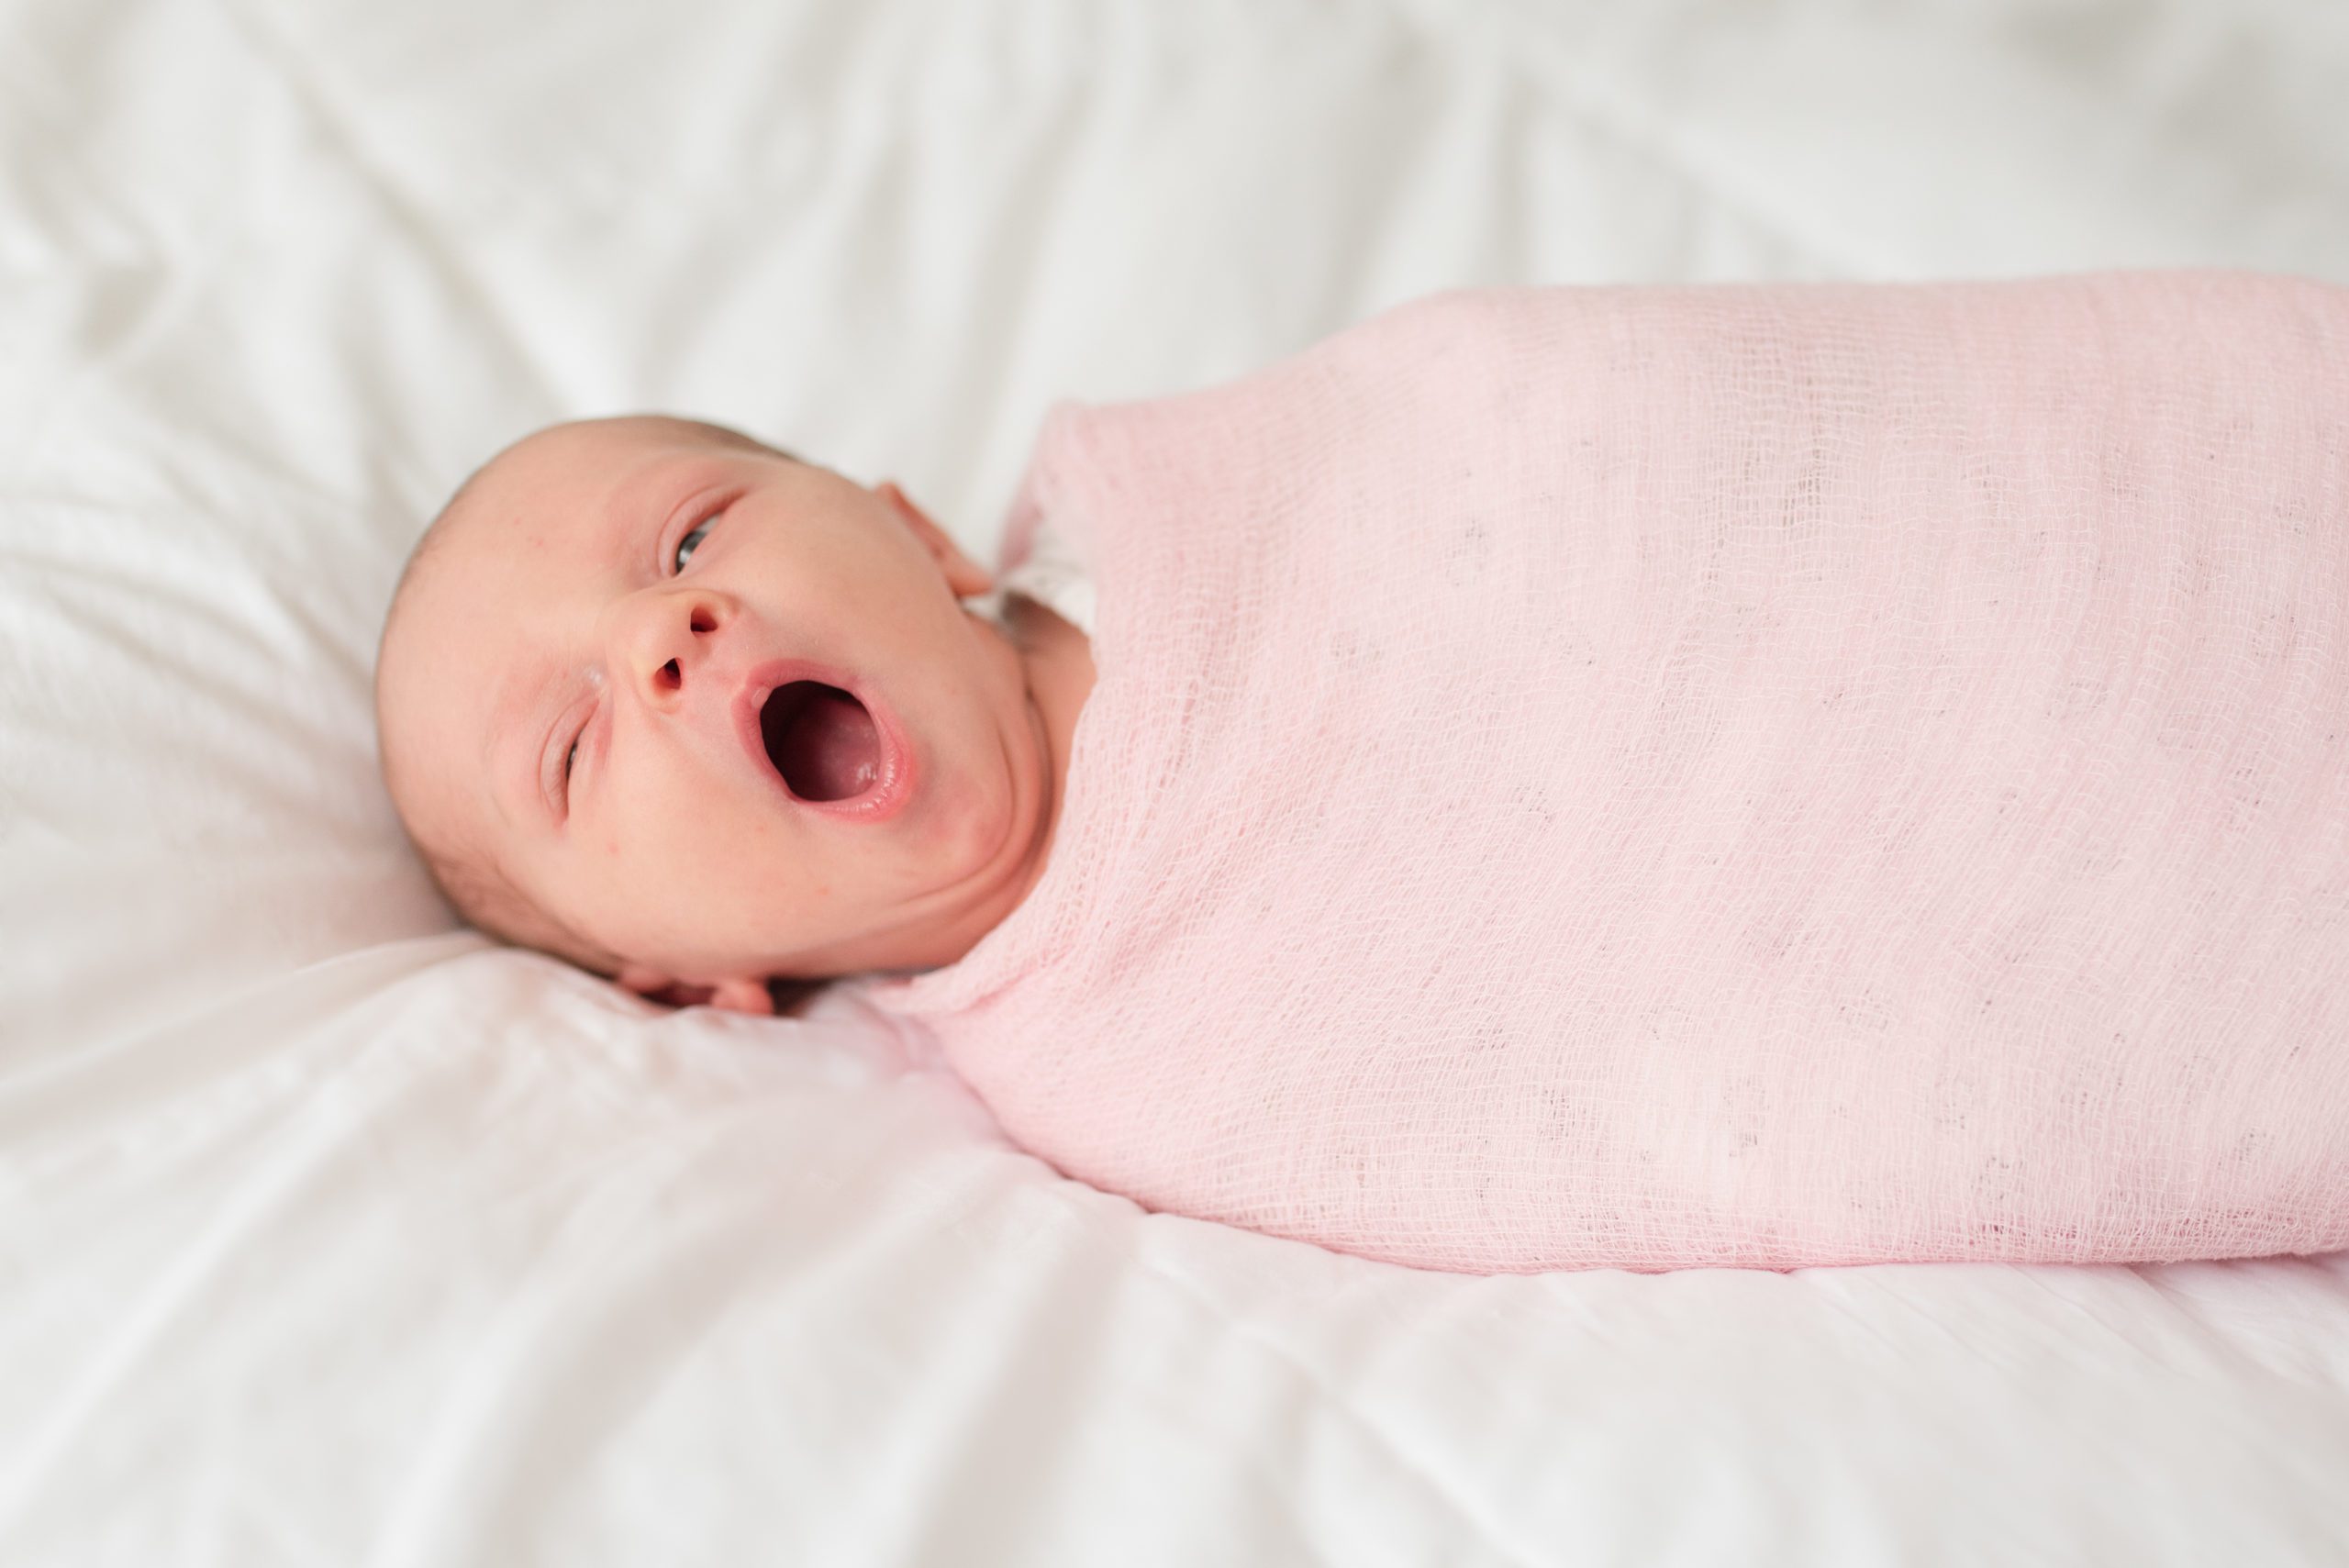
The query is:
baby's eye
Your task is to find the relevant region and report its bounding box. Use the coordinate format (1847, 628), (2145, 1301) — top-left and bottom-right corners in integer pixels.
(672, 513), (718, 573)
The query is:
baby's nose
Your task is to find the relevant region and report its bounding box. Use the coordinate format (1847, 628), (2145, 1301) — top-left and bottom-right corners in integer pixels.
(613, 588), (730, 707)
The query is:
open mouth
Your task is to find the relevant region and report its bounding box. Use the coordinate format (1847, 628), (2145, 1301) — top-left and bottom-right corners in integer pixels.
(759, 681), (884, 802)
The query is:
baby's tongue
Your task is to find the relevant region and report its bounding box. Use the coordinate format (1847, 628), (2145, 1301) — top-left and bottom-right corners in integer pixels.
(770, 684), (882, 802)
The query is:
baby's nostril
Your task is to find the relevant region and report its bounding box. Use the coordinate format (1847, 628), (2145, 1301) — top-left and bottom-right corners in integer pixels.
(690, 607), (717, 635)
(659, 658), (682, 689)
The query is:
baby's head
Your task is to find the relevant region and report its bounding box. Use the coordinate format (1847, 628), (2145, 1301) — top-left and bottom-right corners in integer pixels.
(375, 416), (1062, 1012)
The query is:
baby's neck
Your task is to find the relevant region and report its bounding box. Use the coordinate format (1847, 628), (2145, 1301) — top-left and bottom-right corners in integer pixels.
(1004, 591), (1095, 867)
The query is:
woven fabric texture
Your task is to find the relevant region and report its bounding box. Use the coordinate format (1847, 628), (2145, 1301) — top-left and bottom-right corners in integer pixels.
(855, 273), (2349, 1273)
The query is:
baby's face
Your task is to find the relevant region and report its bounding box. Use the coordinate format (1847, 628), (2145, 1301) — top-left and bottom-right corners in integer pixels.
(376, 417), (1061, 1005)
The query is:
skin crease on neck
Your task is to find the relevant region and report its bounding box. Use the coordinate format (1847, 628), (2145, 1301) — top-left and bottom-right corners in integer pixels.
(375, 417), (1096, 1017)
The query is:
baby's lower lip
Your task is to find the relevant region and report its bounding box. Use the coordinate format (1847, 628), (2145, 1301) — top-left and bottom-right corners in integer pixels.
(736, 662), (914, 823)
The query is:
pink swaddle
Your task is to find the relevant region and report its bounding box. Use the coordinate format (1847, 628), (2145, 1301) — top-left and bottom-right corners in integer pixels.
(854, 272), (2349, 1273)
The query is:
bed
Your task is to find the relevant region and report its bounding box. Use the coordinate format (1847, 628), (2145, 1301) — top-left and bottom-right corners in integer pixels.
(4, 1), (2345, 1562)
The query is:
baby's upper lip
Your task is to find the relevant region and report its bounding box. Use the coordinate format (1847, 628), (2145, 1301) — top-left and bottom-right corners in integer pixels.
(734, 661), (837, 795)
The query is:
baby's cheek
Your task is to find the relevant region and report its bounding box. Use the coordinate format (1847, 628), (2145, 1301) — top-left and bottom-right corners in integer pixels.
(556, 832), (630, 912)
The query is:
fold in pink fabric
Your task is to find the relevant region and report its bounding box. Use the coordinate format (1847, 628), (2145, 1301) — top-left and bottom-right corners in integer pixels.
(855, 273), (2349, 1273)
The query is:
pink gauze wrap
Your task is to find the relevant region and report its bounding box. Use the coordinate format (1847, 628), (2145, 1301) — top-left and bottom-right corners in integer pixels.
(853, 272), (2349, 1273)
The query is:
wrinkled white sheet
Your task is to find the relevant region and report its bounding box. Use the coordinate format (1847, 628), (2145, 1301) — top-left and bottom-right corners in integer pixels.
(3, 1), (2345, 1563)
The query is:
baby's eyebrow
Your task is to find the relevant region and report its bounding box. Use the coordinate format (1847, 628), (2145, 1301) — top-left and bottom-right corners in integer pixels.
(484, 651), (561, 833)
(606, 449), (712, 542)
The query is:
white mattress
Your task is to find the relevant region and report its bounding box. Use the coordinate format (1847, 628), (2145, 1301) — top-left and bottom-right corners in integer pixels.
(4, 2), (2346, 1562)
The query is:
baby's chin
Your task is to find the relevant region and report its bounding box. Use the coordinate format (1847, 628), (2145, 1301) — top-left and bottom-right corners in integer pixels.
(655, 903), (939, 986)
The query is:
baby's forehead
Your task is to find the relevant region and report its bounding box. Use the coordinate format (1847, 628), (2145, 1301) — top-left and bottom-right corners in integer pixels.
(430, 417), (802, 585)
(451, 417), (703, 535)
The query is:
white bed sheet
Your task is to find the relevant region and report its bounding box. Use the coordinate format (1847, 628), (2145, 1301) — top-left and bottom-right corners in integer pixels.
(4, 1), (2346, 1562)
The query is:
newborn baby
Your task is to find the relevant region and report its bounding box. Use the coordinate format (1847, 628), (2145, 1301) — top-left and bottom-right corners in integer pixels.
(381, 274), (2349, 1273)
(373, 417), (1096, 1014)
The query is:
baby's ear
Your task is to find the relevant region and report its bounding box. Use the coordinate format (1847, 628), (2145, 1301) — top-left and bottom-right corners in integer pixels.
(617, 965), (775, 1016)
(877, 481), (992, 599)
